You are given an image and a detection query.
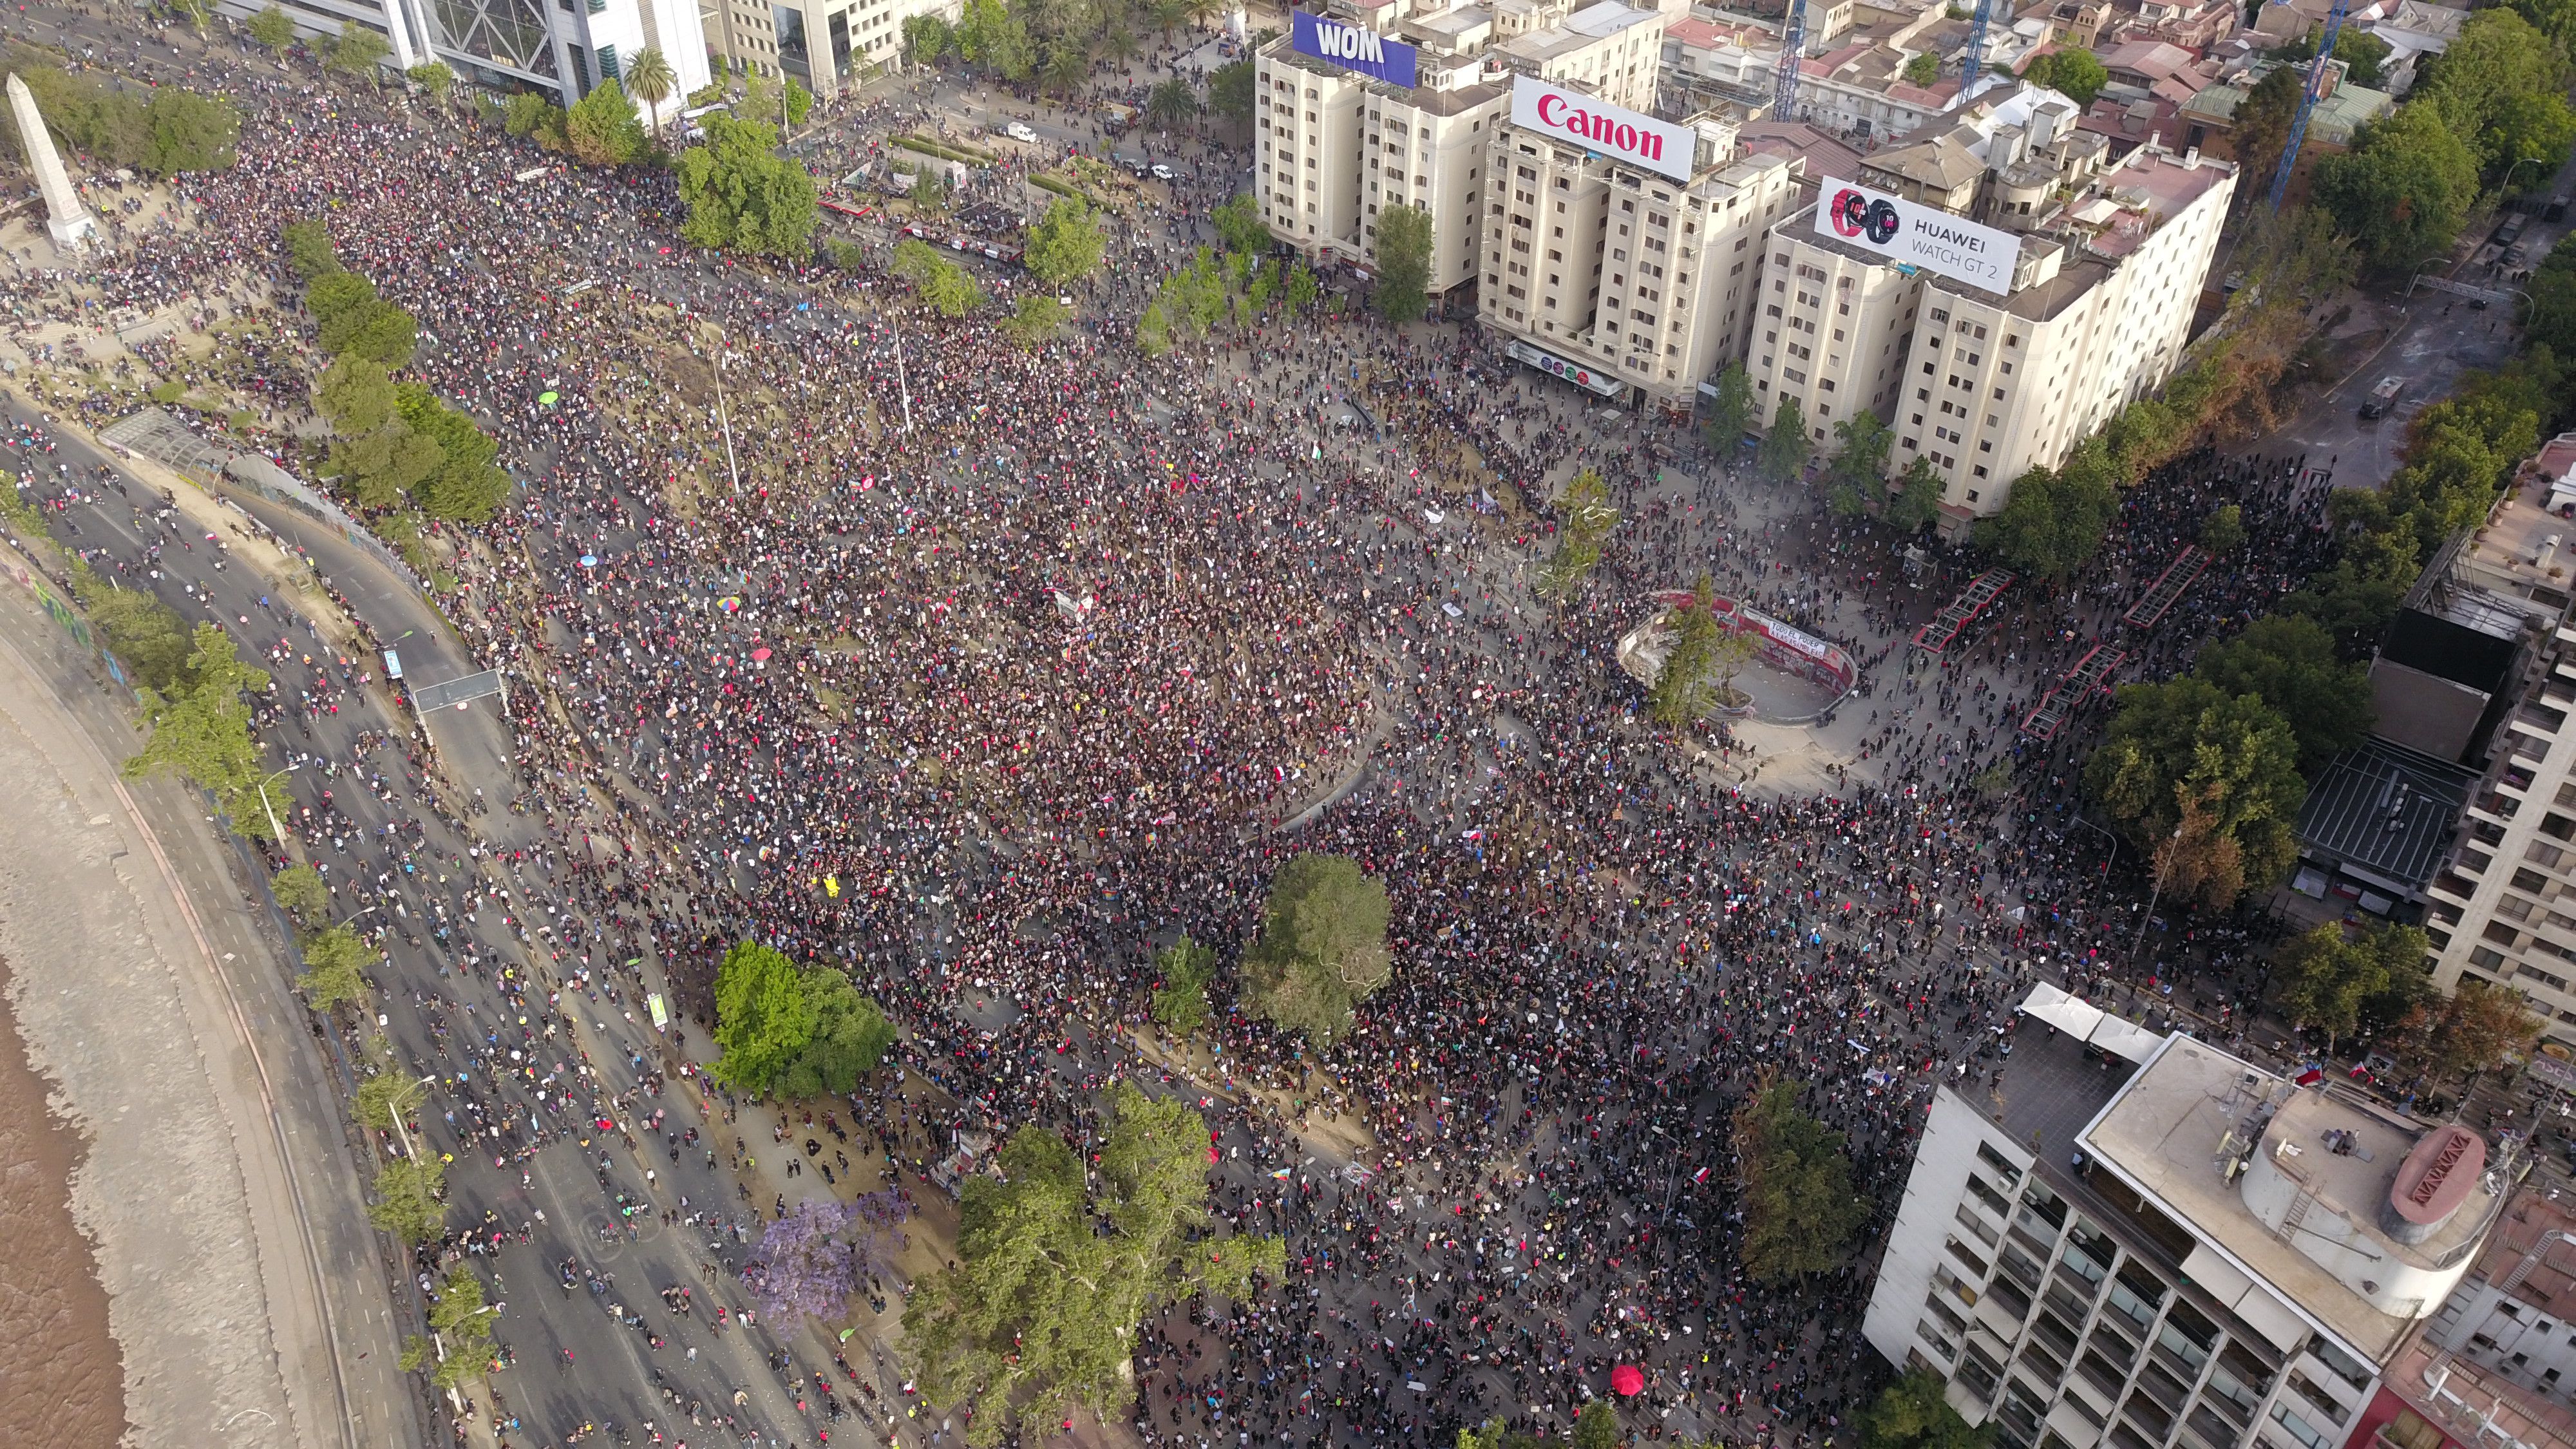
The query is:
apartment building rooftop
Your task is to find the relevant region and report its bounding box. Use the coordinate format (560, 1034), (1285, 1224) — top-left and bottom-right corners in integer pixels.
(1494, 0), (1662, 62)
(2078, 1036), (2503, 1363)
(2293, 736), (2480, 898)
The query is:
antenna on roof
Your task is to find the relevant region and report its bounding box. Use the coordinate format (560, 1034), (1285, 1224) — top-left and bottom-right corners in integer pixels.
(2265, 0), (2354, 212)
(1774, 0), (1806, 116)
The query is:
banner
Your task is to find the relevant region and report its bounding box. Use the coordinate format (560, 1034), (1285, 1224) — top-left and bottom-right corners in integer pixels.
(1816, 175), (2018, 291)
(1509, 76), (1692, 182)
(1506, 339), (1625, 397)
(1291, 11), (1419, 89)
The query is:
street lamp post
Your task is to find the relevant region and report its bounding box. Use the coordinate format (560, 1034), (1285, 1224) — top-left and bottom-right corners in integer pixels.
(2128, 826), (2184, 966)
(703, 323), (743, 495)
(254, 762), (299, 841)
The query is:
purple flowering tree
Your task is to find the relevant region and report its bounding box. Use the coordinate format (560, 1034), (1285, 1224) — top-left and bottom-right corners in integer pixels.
(746, 1190), (914, 1325)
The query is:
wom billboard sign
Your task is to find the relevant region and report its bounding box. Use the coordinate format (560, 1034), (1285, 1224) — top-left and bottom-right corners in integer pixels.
(1817, 175), (2018, 291)
(1292, 11), (1419, 89)
(1508, 76), (1692, 183)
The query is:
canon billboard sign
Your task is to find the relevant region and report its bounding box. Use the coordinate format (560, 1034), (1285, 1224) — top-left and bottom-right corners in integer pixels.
(1508, 77), (1692, 183)
(1816, 175), (2018, 291)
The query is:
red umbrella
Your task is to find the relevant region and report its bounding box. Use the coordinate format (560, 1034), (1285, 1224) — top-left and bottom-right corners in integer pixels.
(751, 647), (772, 661)
(1611, 1365), (1644, 1397)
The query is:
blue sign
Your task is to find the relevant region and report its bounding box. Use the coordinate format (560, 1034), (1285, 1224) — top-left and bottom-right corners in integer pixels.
(1292, 10), (1419, 88)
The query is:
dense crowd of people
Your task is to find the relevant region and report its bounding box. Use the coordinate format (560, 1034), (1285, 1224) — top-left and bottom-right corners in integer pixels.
(1, 30), (2364, 1449)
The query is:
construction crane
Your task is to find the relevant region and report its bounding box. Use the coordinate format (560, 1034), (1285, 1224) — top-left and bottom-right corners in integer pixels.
(1774, 0), (1806, 117)
(2266, 0), (2353, 213)
(1958, 0), (1995, 88)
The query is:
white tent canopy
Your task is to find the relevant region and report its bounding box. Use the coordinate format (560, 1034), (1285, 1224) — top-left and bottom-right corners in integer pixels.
(2018, 983), (2164, 1065)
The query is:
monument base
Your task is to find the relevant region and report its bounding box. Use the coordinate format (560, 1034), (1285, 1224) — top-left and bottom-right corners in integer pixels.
(44, 213), (96, 253)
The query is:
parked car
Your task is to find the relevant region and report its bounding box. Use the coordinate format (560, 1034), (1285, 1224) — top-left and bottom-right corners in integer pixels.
(1004, 120), (1038, 143)
(1150, 162), (1177, 181)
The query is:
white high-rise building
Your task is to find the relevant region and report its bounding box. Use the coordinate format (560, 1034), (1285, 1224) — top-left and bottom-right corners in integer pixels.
(1254, 0), (1671, 303)
(1864, 987), (2512, 1449)
(1477, 73), (1795, 411)
(222, 0), (710, 119)
(705, 0), (954, 93)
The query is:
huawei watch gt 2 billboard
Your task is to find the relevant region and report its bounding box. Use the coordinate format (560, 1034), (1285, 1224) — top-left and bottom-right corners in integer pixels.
(1818, 175), (2018, 291)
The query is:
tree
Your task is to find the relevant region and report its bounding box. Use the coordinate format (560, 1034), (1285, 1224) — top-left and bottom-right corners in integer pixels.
(327, 26), (392, 83)
(710, 940), (820, 1093)
(1573, 1403), (1622, 1449)
(904, 14), (956, 66)
(406, 61), (455, 106)
(676, 115), (818, 257)
(1240, 853), (1392, 1046)
(2192, 614), (2372, 770)
(1209, 58), (1255, 124)
(368, 1154), (446, 1244)
(1733, 1075), (1868, 1281)
(1001, 294), (1070, 348)
(1535, 467), (1619, 606)
(271, 864), (330, 927)
(1885, 455), (1943, 533)
(1703, 362), (1755, 451)
(1978, 448), (2117, 585)
(2313, 102), (2479, 270)
(2510, 0), (2576, 57)
(2411, 978), (2544, 1081)
(1024, 196), (1106, 287)
(1212, 191), (1271, 255)
(905, 1085), (1285, 1445)
(2200, 503), (2247, 556)
(2085, 676), (2308, 905)
(122, 626), (274, 838)
(247, 3), (297, 51)
(137, 90), (239, 173)
(2023, 48), (2108, 107)
(2273, 923), (2425, 1049)
(625, 48), (677, 143)
(1147, 76), (1198, 129)
(1371, 204), (1434, 324)
(281, 218), (339, 279)
(400, 1265), (495, 1388)
(2418, 8), (2569, 180)
(1150, 934), (1217, 1036)
(777, 973), (898, 1097)
(1756, 397), (1812, 484)
(1903, 50), (1941, 86)
(71, 565), (194, 691)
(890, 238), (985, 316)
(1283, 260), (1320, 320)
(1826, 410), (1894, 513)
(563, 77), (649, 166)
(354, 1070), (424, 1132)
(297, 925), (374, 1011)
(1649, 576), (1734, 727)
(393, 385), (512, 522)
(785, 78), (813, 128)
(2228, 66), (2303, 202)
(1862, 1369), (1990, 1449)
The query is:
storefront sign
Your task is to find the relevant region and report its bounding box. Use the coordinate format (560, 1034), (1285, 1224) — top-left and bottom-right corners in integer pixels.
(1506, 339), (1626, 397)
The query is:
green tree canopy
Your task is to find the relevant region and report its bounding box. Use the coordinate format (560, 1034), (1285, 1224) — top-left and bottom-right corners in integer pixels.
(676, 115), (818, 256)
(1978, 446), (2117, 585)
(280, 217), (339, 279)
(1241, 853), (1392, 1045)
(297, 924), (375, 1011)
(270, 864), (331, 926)
(1372, 204), (1434, 323)
(1862, 1368), (1989, 1449)
(1024, 196), (1106, 288)
(120, 625), (275, 838)
(399, 1265), (495, 1388)
(564, 77), (649, 165)
(2314, 102), (2479, 269)
(1703, 361), (1755, 451)
(2023, 48), (2108, 106)
(1001, 293), (1070, 348)
(1212, 191), (1271, 254)
(1756, 397), (1812, 483)
(1825, 410), (1893, 514)
(2191, 615), (2372, 770)
(2084, 676), (2307, 905)
(711, 940), (820, 1092)
(1535, 467), (1620, 606)
(327, 26), (391, 81)
(247, 3), (297, 49)
(1734, 1075), (1868, 1280)
(1885, 455), (1943, 533)
(2273, 923), (2427, 1048)
(905, 1084), (1285, 1445)
(1150, 934), (1218, 1036)
(1209, 58), (1256, 122)
(368, 1153), (446, 1244)
(890, 238), (985, 316)
(2228, 66), (2303, 196)
(775, 973), (899, 1097)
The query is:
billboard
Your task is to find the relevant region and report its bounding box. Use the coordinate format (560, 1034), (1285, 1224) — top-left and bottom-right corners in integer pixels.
(1508, 76), (1693, 182)
(1817, 175), (2020, 292)
(1291, 11), (1419, 89)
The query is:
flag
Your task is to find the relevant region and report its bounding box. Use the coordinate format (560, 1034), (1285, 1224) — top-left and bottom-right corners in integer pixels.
(824, 875), (839, 898)
(1692, 1166), (1710, 1184)
(1271, 1167), (1294, 1180)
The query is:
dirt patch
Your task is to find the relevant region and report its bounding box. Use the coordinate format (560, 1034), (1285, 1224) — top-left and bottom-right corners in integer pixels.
(0, 950), (130, 1448)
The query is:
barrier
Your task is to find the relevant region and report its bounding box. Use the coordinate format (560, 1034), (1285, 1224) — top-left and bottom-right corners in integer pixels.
(1913, 570), (2013, 656)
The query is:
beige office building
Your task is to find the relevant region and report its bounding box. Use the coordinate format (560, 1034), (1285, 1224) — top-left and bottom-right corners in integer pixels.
(1479, 78), (1797, 410)
(1745, 203), (1922, 446)
(1891, 142), (2235, 524)
(1254, 0), (1669, 299)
